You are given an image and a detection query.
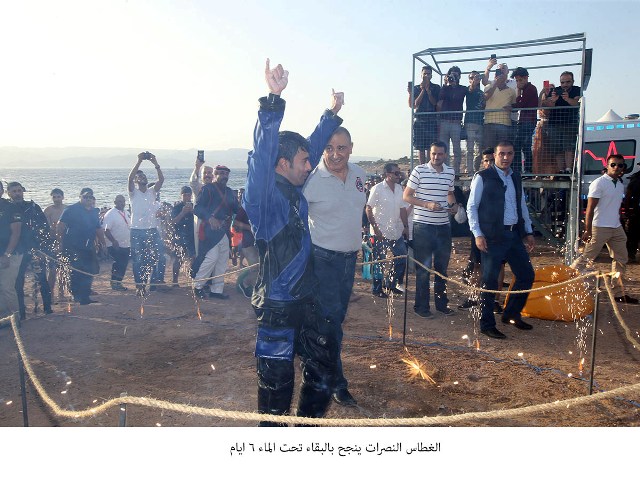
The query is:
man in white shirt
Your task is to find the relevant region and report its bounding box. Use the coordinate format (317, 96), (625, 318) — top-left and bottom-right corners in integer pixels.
(128, 151), (164, 296)
(366, 163), (409, 297)
(304, 126), (366, 407)
(571, 154), (638, 303)
(403, 141), (458, 318)
(102, 194), (131, 291)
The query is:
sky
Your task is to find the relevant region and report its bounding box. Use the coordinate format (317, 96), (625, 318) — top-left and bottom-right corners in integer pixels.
(0, 0), (638, 159)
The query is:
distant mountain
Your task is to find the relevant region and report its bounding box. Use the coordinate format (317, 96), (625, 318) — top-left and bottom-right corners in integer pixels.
(0, 146), (250, 169)
(0, 146), (380, 169)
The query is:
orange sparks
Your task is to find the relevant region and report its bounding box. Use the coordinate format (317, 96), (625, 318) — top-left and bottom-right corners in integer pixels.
(578, 357), (585, 374)
(67, 303), (71, 313)
(401, 356), (436, 385)
(474, 339), (480, 351)
(197, 305), (202, 320)
(388, 324), (393, 339)
(140, 305), (144, 317)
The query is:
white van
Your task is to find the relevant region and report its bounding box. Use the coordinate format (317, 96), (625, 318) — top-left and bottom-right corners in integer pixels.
(582, 110), (640, 189)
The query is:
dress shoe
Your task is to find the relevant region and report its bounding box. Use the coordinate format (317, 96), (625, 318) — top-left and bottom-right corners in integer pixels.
(614, 294), (639, 304)
(414, 308), (433, 318)
(436, 306), (455, 316)
(458, 299), (478, 310)
(78, 298), (98, 305)
(480, 327), (506, 339)
(493, 301), (504, 314)
(373, 291), (388, 298)
(209, 292), (229, 300)
(332, 389), (357, 406)
(389, 287), (405, 295)
(44, 308), (53, 315)
(502, 317), (533, 330)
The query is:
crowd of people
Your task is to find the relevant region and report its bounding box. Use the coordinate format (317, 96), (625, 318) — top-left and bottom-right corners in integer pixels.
(409, 57), (582, 175)
(1, 57), (638, 426)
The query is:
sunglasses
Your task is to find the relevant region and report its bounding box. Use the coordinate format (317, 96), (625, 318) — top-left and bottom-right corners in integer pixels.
(610, 163), (626, 168)
(390, 171), (401, 176)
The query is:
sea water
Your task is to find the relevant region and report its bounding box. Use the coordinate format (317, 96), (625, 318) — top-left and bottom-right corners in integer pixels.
(0, 168), (249, 209)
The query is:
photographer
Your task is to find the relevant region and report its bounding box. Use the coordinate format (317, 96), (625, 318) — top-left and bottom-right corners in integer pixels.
(483, 64), (516, 151)
(127, 151), (164, 296)
(437, 66), (467, 175)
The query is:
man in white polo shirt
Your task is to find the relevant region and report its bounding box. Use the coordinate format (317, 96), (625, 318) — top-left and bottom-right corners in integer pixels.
(403, 141), (458, 318)
(571, 154), (638, 304)
(304, 126), (367, 407)
(102, 194), (131, 291)
(366, 162), (409, 297)
(128, 151), (164, 297)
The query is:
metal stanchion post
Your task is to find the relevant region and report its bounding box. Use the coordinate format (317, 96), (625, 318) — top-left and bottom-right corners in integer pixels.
(119, 392), (128, 427)
(588, 274), (601, 395)
(402, 254), (410, 346)
(18, 352), (29, 427)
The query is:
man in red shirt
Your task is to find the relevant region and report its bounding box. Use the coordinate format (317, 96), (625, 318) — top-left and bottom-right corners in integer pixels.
(511, 67), (538, 173)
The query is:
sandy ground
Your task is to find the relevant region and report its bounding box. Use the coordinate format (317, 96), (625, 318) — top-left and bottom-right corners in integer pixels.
(1, 238), (639, 428)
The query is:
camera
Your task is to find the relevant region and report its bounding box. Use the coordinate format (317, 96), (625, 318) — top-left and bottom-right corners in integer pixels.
(197, 150), (205, 163)
(491, 53), (497, 60)
(141, 151), (152, 160)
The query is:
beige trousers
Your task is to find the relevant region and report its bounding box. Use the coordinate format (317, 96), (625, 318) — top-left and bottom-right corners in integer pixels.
(571, 226), (628, 296)
(0, 254), (23, 318)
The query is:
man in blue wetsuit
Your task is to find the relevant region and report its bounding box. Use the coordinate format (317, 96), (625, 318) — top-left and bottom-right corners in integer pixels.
(244, 59), (344, 425)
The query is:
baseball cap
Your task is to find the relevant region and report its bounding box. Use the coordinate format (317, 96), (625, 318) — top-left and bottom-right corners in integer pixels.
(214, 165), (230, 172)
(6, 181), (26, 191)
(80, 187), (94, 196)
(180, 186), (193, 194)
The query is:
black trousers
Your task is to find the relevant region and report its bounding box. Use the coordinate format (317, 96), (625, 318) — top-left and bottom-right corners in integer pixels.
(254, 300), (337, 426)
(15, 252), (52, 319)
(108, 246), (130, 282)
(66, 248), (98, 302)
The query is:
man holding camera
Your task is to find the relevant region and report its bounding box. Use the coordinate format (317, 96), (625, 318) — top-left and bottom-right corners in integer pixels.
(409, 65), (440, 165)
(541, 71), (582, 173)
(437, 66), (468, 174)
(128, 152), (164, 296)
(483, 65), (516, 151)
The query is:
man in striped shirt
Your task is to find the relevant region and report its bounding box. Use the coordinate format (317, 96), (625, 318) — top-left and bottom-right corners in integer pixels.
(403, 141), (459, 318)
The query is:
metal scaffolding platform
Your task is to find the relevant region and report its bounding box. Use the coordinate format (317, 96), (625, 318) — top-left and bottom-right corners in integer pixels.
(409, 33), (591, 263)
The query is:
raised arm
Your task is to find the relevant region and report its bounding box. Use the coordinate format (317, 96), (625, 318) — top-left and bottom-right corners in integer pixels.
(148, 153), (164, 191)
(128, 154), (145, 192)
(306, 90), (344, 168)
(482, 57), (497, 86)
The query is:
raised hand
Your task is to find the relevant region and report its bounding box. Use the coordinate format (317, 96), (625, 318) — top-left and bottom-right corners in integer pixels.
(265, 58), (289, 95)
(330, 88), (345, 114)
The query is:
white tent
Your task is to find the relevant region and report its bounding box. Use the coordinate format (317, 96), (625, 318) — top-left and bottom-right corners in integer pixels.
(596, 109), (624, 122)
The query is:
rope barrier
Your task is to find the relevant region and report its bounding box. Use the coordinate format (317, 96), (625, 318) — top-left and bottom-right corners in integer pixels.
(602, 278), (640, 350)
(6, 312), (640, 426)
(36, 250), (613, 297)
